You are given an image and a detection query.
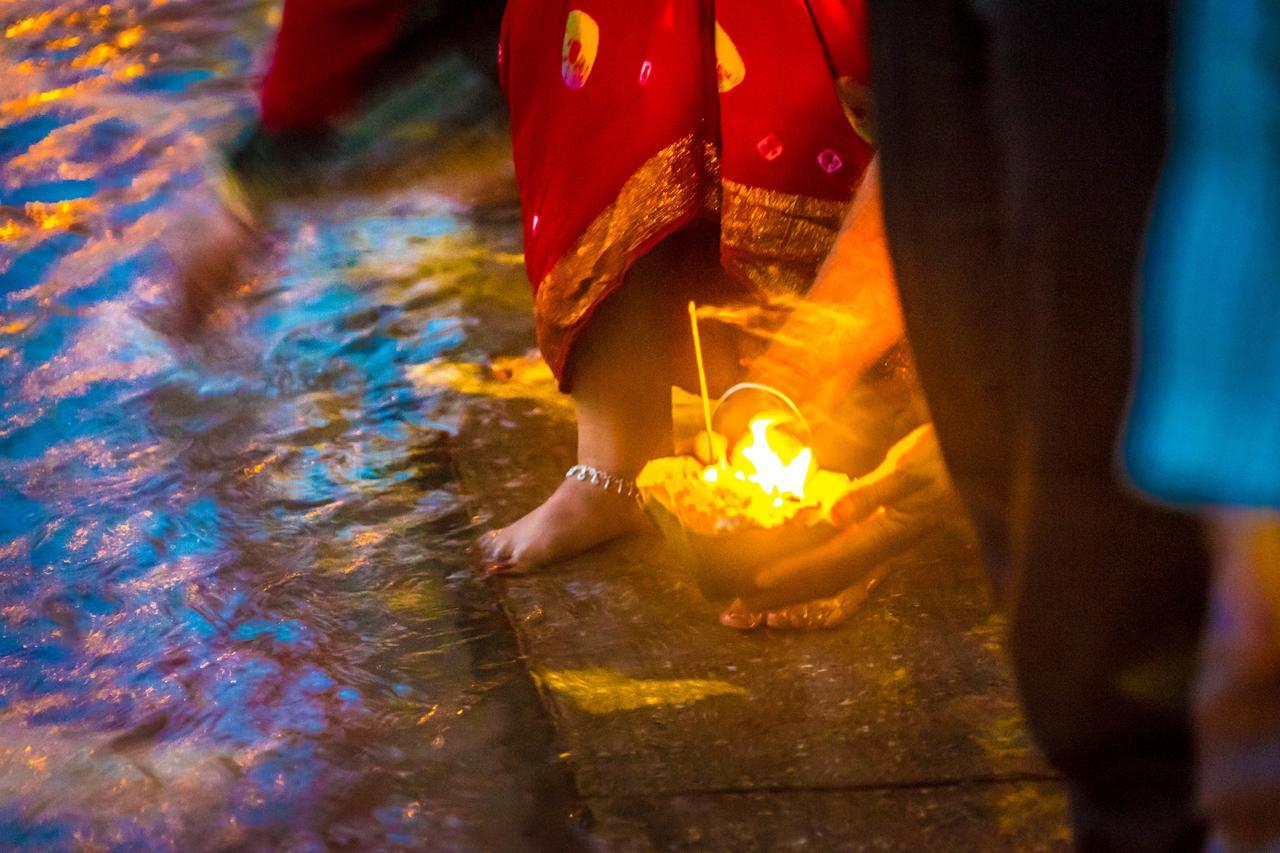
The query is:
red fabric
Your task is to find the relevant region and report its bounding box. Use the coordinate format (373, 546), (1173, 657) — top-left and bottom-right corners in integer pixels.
(260, 0), (412, 133)
(807, 0), (871, 86)
(499, 0), (873, 292)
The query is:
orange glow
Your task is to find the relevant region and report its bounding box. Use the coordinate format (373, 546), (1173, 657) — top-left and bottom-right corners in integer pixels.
(5, 12), (59, 40)
(241, 453), (279, 479)
(639, 413), (853, 532)
(113, 62), (145, 80)
(72, 42), (118, 67)
(2, 84), (81, 116)
(116, 26), (142, 48)
(733, 416), (813, 499)
(25, 201), (87, 231)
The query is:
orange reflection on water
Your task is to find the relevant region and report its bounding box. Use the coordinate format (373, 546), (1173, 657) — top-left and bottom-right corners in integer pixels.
(68, 25), (143, 67)
(5, 11), (59, 40)
(0, 220), (27, 242)
(116, 25), (142, 48)
(241, 453), (280, 480)
(72, 41), (119, 67)
(25, 747), (48, 774)
(25, 200), (92, 231)
(2, 84), (83, 116)
(340, 528), (389, 575)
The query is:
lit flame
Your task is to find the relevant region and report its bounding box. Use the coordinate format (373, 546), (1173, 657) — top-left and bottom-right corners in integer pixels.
(721, 415), (814, 499)
(639, 411), (853, 531)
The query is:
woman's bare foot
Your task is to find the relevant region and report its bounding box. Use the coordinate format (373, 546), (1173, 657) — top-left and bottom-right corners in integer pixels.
(479, 232), (734, 573)
(719, 571), (886, 631)
(480, 478), (651, 572)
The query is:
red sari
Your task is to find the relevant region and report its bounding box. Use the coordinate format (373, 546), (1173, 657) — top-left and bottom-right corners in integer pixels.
(499, 0), (874, 388)
(259, 0), (414, 134)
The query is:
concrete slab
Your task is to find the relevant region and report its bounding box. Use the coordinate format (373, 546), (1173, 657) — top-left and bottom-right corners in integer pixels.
(588, 783), (1071, 851)
(447, 384), (1071, 847)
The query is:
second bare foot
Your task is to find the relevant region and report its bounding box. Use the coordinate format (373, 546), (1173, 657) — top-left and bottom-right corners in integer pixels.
(719, 569), (889, 631)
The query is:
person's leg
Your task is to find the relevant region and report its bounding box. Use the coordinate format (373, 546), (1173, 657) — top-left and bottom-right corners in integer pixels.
(866, 0), (1019, 595)
(869, 0), (1209, 847)
(868, 0), (1019, 599)
(990, 3), (1209, 848)
(482, 237), (687, 571)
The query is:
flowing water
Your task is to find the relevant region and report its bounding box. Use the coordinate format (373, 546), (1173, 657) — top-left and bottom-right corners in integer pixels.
(0, 1), (584, 848)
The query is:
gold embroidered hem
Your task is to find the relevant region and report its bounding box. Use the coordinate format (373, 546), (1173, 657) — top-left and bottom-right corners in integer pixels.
(535, 133), (709, 386)
(720, 179), (848, 296)
(534, 140), (852, 390)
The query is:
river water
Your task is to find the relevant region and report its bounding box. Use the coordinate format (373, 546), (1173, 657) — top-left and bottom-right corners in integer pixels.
(0, 1), (585, 848)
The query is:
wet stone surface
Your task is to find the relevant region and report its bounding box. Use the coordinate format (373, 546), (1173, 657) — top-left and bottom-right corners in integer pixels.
(592, 784), (1071, 852)
(452, 389), (1071, 849)
(0, 1), (583, 847)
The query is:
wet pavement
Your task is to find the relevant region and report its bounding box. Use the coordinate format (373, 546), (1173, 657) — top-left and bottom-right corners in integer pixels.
(453, 373), (1072, 851)
(0, 0), (1069, 849)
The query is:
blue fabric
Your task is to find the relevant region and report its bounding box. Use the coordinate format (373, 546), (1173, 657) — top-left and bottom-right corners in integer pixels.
(1125, 0), (1280, 507)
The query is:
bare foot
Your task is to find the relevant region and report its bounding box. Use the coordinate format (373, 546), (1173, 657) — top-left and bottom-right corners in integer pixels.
(152, 186), (266, 342)
(719, 571), (887, 631)
(480, 478), (651, 572)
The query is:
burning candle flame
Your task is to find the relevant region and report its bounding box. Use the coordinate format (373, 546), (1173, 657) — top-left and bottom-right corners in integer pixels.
(724, 416), (814, 500)
(638, 410), (853, 532)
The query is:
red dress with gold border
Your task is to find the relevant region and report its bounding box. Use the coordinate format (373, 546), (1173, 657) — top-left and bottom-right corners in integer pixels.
(499, 0), (874, 389)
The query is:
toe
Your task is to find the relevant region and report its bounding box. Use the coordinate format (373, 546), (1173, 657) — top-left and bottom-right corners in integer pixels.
(506, 538), (554, 574)
(480, 529), (521, 572)
(720, 601), (765, 630)
(477, 529), (500, 559)
(765, 605), (807, 630)
(764, 599), (849, 630)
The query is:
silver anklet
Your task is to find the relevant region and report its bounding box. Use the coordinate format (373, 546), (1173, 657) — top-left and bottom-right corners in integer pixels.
(565, 464), (641, 502)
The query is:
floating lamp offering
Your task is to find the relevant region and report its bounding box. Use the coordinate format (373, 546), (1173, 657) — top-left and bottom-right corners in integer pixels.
(637, 305), (855, 598)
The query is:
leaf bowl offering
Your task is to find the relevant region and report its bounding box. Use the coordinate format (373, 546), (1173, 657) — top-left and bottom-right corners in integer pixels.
(637, 414), (853, 600)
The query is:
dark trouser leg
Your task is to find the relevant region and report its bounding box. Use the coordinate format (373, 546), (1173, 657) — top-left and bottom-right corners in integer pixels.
(869, 2), (1210, 849)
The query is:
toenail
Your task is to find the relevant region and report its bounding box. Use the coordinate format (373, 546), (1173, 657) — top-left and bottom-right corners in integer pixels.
(720, 610), (763, 630)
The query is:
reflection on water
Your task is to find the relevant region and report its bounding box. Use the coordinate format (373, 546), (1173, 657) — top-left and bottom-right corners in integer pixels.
(0, 1), (582, 847)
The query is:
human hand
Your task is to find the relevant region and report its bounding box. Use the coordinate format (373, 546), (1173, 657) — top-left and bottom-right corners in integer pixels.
(720, 423), (957, 625)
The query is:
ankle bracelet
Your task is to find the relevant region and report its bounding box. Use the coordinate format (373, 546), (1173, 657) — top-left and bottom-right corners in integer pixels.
(565, 464), (641, 502)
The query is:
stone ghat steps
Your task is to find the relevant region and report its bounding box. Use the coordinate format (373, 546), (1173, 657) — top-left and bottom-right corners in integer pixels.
(447, 388), (1071, 851)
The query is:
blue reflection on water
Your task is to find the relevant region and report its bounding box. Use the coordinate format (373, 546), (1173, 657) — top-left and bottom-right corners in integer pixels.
(0, 0), (575, 848)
